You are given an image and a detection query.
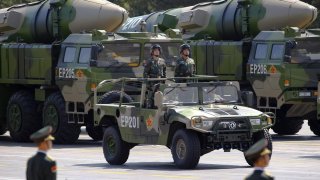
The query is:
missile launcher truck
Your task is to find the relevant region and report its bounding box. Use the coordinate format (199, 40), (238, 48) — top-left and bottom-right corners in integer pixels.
(0, 0), (183, 144)
(120, 0), (320, 136)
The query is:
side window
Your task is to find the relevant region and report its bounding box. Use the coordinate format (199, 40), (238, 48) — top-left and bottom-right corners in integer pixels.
(271, 44), (284, 60)
(79, 47), (91, 64)
(64, 47), (76, 63)
(254, 44), (268, 60)
(96, 43), (141, 67)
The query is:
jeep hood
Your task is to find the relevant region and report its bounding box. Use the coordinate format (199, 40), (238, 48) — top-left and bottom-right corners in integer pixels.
(170, 104), (263, 119)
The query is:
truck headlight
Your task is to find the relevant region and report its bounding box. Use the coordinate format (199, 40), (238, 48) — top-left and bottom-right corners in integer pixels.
(250, 118), (261, 125)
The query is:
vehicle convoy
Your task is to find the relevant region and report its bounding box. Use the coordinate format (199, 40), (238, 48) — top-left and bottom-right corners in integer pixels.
(93, 77), (274, 169)
(119, 0), (320, 136)
(0, 0), (183, 143)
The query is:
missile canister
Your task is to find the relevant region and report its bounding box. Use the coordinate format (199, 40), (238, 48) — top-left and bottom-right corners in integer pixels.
(119, 0), (317, 40)
(0, 0), (128, 43)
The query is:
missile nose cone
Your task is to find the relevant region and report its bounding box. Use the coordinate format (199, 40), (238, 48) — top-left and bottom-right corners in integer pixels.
(257, 0), (318, 30)
(288, 0), (317, 28)
(69, 0), (128, 33)
(99, 1), (129, 31)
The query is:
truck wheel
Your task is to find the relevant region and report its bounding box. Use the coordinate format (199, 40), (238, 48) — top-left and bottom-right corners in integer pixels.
(171, 129), (200, 169)
(43, 92), (80, 144)
(272, 118), (303, 135)
(87, 91), (133, 141)
(103, 126), (130, 165)
(244, 129), (272, 166)
(0, 119), (7, 135)
(308, 119), (320, 136)
(7, 91), (40, 142)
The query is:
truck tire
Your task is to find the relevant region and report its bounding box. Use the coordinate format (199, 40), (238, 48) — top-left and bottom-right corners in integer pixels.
(308, 119), (320, 136)
(103, 126), (130, 165)
(171, 129), (201, 169)
(86, 91), (133, 141)
(244, 129), (272, 166)
(0, 119), (7, 135)
(7, 91), (40, 142)
(43, 92), (80, 144)
(272, 118), (303, 135)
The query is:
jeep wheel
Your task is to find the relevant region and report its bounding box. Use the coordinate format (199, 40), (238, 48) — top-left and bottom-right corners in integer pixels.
(244, 129), (272, 166)
(43, 92), (80, 144)
(7, 91), (40, 142)
(308, 119), (320, 136)
(171, 129), (200, 169)
(103, 126), (130, 165)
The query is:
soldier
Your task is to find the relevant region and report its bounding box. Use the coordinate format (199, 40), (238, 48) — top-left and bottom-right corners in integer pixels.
(174, 44), (196, 80)
(143, 44), (166, 78)
(244, 139), (274, 180)
(26, 126), (57, 180)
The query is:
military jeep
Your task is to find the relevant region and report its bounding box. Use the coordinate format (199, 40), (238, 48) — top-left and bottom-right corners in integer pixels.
(93, 77), (275, 169)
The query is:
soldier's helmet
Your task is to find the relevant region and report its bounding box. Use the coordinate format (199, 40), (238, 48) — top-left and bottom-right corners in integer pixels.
(150, 44), (162, 55)
(180, 44), (191, 54)
(30, 126), (55, 143)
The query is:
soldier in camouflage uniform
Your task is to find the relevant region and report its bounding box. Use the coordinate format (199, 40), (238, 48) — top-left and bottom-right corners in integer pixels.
(174, 44), (195, 81)
(244, 139), (274, 180)
(26, 126), (57, 180)
(143, 44), (166, 78)
(143, 44), (166, 108)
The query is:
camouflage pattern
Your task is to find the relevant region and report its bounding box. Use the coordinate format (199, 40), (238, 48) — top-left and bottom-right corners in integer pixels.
(94, 77), (274, 150)
(174, 57), (195, 77)
(119, 0), (317, 40)
(0, 0), (128, 43)
(143, 57), (166, 78)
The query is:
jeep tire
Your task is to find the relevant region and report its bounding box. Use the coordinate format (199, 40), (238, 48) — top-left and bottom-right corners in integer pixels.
(171, 129), (201, 169)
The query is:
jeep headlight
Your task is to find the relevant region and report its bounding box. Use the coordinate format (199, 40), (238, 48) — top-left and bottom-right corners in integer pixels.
(191, 116), (203, 128)
(191, 116), (212, 129)
(250, 118), (261, 126)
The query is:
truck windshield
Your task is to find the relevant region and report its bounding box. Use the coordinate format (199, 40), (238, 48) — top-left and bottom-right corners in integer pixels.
(290, 39), (320, 62)
(96, 43), (141, 67)
(202, 85), (239, 104)
(163, 87), (198, 104)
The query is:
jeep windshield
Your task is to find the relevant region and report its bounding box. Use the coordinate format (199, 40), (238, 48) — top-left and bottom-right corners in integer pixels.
(163, 86), (198, 105)
(202, 85), (239, 104)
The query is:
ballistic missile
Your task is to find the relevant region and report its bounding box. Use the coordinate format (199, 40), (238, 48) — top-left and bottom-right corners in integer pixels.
(0, 0), (128, 43)
(119, 0), (317, 40)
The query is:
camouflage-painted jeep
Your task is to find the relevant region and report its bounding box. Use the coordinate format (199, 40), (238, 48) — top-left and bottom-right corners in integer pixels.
(93, 77), (275, 169)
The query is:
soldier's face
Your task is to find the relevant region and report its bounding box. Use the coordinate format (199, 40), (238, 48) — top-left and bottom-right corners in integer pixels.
(182, 49), (190, 58)
(153, 49), (160, 57)
(46, 140), (53, 150)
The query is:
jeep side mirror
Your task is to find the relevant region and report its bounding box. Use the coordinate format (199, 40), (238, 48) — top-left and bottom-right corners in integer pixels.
(284, 55), (291, 62)
(90, 59), (97, 67)
(154, 91), (163, 109)
(241, 91), (255, 107)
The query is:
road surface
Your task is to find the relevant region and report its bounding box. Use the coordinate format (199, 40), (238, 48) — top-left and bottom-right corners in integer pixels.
(0, 120), (319, 180)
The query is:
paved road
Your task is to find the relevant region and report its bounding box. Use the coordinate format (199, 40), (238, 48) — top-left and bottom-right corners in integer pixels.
(1, 120), (320, 180)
